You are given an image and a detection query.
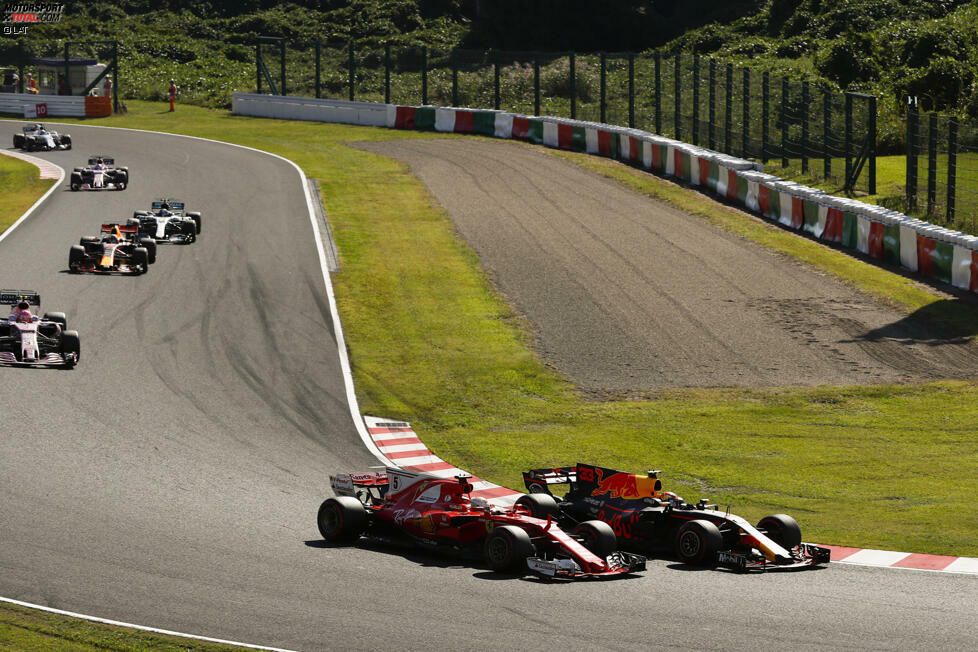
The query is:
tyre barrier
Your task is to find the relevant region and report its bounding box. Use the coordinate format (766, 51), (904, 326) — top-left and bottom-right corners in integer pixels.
(382, 102), (978, 295)
(233, 93), (978, 295)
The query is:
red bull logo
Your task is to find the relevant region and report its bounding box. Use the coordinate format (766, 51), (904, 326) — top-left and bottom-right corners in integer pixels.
(590, 468), (661, 500)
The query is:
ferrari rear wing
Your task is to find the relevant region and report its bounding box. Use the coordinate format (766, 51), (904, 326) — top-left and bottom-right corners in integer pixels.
(0, 289), (41, 307)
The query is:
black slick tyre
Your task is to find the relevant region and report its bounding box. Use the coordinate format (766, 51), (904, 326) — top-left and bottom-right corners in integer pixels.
(68, 245), (86, 271)
(42, 312), (67, 328)
(61, 330), (80, 366)
(188, 212), (202, 234)
(515, 493), (558, 519)
(573, 520), (618, 557)
(317, 496), (367, 542)
(675, 519), (722, 566)
(757, 514), (802, 549)
(484, 525), (534, 573)
(139, 238), (157, 264)
(133, 247), (149, 273)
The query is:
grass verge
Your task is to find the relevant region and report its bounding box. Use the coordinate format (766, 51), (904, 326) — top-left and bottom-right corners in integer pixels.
(2, 100), (977, 645)
(0, 601), (248, 651)
(0, 153), (55, 235)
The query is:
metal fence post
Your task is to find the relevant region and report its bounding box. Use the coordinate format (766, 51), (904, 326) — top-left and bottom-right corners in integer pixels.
(421, 46), (428, 105)
(600, 52), (607, 124)
(761, 72), (769, 163)
(451, 50), (458, 106)
(709, 59), (716, 150)
(628, 52), (635, 128)
(927, 112), (938, 216)
(801, 81), (809, 173)
(654, 51), (662, 135)
(868, 95), (877, 195)
(692, 55), (700, 146)
(724, 63), (732, 155)
(534, 53), (540, 116)
(907, 99), (919, 211)
(742, 68), (750, 158)
(781, 77), (788, 168)
(281, 38), (286, 96)
(348, 41), (354, 101)
(315, 41), (321, 98)
(384, 43), (391, 104)
(493, 50), (500, 110)
(845, 92), (853, 186)
(823, 87), (831, 178)
(948, 117), (958, 224)
(674, 52), (681, 141)
(64, 42), (70, 95)
(111, 40), (118, 112)
(256, 42), (261, 94)
(569, 51), (576, 119)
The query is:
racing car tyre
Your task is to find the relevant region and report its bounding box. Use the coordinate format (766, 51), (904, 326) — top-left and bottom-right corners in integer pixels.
(189, 212), (202, 234)
(757, 514), (802, 550)
(317, 497), (367, 542)
(484, 525), (534, 573)
(133, 247), (149, 273)
(68, 245), (86, 271)
(515, 493), (558, 519)
(573, 520), (618, 558)
(60, 330), (80, 366)
(42, 312), (67, 328)
(139, 238), (157, 264)
(675, 519), (722, 566)
(13, 134), (24, 149)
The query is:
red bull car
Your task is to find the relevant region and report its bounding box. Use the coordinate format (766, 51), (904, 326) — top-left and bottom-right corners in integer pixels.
(68, 224), (154, 275)
(318, 467), (646, 579)
(523, 463), (830, 572)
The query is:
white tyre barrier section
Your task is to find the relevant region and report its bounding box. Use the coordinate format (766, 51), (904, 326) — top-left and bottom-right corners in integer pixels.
(232, 93), (978, 294)
(0, 94), (93, 117)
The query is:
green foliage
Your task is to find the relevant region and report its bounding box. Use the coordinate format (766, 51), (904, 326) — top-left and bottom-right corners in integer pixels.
(7, 0), (978, 119)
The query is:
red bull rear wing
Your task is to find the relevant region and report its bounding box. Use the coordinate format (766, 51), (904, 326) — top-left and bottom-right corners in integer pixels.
(101, 223), (138, 235)
(524, 463), (662, 500)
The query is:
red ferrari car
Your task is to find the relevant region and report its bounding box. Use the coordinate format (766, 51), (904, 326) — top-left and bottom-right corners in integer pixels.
(318, 467), (646, 579)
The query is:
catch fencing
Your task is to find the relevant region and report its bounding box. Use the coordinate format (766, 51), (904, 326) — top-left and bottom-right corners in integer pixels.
(255, 42), (877, 196)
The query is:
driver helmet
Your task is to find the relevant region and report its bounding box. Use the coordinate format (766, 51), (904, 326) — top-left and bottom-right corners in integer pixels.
(14, 300), (32, 323)
(96, 158), (104, 165)
(106, 234), (119, 244)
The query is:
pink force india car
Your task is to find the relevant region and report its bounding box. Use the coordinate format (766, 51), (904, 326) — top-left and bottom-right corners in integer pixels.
(0, 290), (79, 368)
(318, 467), (647, 579)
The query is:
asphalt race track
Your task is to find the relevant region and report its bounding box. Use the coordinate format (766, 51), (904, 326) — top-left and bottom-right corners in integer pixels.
(1, 121), (977, 651)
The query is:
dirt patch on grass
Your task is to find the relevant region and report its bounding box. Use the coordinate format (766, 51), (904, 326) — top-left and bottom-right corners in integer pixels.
(354, 138), (978, 391)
